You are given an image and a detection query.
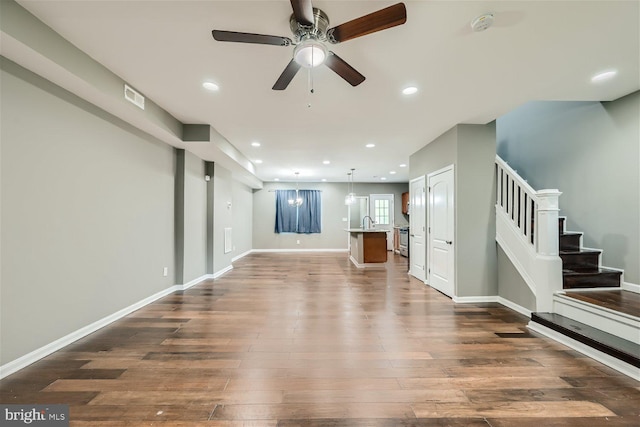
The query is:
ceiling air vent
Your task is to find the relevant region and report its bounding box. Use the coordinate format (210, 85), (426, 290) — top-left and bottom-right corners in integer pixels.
(124, 84), (145, 110)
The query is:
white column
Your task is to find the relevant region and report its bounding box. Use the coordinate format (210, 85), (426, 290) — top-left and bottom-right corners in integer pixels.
(536, 189), (562, 256)
(534, 189), (563, 313)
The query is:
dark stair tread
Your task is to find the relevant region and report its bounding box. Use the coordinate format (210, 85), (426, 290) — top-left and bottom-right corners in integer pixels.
(562, 267), (622, 289)
(559, 249), (601, 255)
(564, 290), (640, 318)
(531, 312), (640, 368)
(560, 231), (582, 237)
(563, 267), (621, 275)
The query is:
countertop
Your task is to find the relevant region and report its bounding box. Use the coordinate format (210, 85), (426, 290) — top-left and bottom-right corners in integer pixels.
(345, 228), (388, 233)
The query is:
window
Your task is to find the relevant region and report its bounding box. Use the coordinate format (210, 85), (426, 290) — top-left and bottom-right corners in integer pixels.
(374, 199), (390, 225)
(274, 190), (322, 234)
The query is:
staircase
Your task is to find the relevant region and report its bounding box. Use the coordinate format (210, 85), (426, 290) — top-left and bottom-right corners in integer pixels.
(495, 155), (639, 380)
(558, 216), (623, 288)
(529, 216), (640, 380)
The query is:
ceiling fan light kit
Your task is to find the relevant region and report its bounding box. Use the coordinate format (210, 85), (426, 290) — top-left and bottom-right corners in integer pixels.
(212, 0), (407, 91)
(294, 39), (327, 68)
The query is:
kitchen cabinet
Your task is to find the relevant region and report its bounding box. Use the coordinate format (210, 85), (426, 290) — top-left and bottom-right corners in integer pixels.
(346, 229), (388, 267)
(402, 192), (409, 214)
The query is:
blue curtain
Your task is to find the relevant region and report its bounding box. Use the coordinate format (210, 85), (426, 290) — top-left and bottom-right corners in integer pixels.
(275, 190), (298, 233)
(274, 189), (321, 234)
(297, 190), (321, 233)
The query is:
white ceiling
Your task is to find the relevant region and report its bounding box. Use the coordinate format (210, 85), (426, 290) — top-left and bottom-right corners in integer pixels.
(14, 0), (640, 184)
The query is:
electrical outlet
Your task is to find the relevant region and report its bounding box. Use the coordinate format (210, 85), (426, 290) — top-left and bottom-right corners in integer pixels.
(296, 240), (300, 245)
(163, 267), (168, 277)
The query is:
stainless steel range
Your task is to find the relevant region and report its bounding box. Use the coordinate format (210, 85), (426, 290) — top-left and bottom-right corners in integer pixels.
(398, 227), (409, 257)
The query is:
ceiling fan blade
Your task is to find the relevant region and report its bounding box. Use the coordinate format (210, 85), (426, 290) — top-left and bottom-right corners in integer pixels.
(327, 3), (407, 44)
(212, 30), (292, 46)
(290, 0), (314, 26)
(273, 59), (302, 90)
(325, 52), (366, 87)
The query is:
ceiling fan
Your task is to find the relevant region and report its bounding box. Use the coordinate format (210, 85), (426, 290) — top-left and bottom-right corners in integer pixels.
(211, 0), (407, 90)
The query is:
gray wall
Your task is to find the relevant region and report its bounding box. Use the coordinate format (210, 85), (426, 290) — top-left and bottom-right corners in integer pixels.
(497, 246), (536, 312)
(497, 92), (640, 285)
(1, 58), (175, 364)
(183, 151), (207, 283)
(212, 165), (234, 273)
(456, 123), (498, 297)
(232, 180), (253, 257)
(252, 182), (408, 250)
(409, 123), (498, 298)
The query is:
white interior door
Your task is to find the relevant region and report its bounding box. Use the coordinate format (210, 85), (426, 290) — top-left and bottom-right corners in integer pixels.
(409, 177), (426, 281)
(370, 194), (394, 250)
(428, 166), (455, 297)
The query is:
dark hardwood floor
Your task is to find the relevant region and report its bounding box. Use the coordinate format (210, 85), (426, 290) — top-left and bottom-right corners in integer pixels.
(564, 290), (640, 318)
(1, 252), (639, 426)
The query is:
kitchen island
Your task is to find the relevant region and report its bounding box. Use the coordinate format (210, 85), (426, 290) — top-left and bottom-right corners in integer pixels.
(346, 228), (388, 268)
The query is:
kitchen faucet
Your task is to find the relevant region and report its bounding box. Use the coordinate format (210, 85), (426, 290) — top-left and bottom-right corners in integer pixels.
(362, 215), (374, 229)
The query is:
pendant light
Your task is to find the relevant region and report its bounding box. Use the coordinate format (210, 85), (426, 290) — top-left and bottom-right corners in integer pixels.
(345, 168), (356, 205)
(288, 172), (303, 207)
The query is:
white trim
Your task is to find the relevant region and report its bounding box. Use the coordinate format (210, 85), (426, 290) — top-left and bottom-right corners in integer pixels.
(251, 248), (348, 253)
(623, 281), (640, 294)
(450, 295), (532, 318)
(0, 284), (181, 379)
(349, 256), (387, 269)
(179, 274), (211, 291)
(497, 296), (533, 318)
(495, 226), (537, 296)
(232, 250), (252, 262)
(553, 293), (639, 342)
(452, 295), (498, 303)
(527, 321), (640, 381)
(212, 264), (233, 279)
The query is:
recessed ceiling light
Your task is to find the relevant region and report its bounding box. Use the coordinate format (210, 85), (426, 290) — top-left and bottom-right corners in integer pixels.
(251, 141), (261, 147)
(254, 159), (263, 164)
(274, 178), (280, 181)
(399, 164), (407, 168)
(380, 177), (387, 181)
(591, 70), (617, 83)
(323, 160), (330, 165)
(389, 171), (397, 175)
(366, 143), (375, 148)
(402, 86), (418, 95)
(321, 178), (327, 182)
(202, 81), (219, 91)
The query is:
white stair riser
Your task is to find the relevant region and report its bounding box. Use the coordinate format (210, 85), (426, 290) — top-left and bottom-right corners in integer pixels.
(553, 295), (639, 343)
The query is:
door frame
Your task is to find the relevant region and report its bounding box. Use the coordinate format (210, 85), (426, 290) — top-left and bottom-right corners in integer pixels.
(409, 175), (426, 281)
(369, 193), (395, 251)
(427, 164), (455, 296)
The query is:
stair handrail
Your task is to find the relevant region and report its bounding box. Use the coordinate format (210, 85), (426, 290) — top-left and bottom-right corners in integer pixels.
(495, 155), (563, 313)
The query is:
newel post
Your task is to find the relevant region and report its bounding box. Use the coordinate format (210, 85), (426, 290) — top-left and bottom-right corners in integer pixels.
(536, 190), (562, 255)
(535, 189), (563, 313)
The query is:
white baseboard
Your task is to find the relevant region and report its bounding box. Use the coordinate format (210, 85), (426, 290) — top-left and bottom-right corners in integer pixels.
(452, 295), (532, 318)
(349, 255), (387, 269)
(452, 295), (498, 304)
(232, 250), (252, 262)
(527, 321), (640, 381)
(179, 274), (212, 291)
(623, 281), (640, 293)
(497, 296), (533, 318)
(251, 248), (348, 253)
(212, 264), (233, 279)
(0, 284), (182, 379)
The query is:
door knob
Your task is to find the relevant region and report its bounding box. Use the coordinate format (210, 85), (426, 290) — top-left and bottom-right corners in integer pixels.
(446, 240), (453, 245)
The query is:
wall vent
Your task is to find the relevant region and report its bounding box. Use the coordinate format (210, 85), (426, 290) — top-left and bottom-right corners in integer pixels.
(124, 84), (145, 110)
